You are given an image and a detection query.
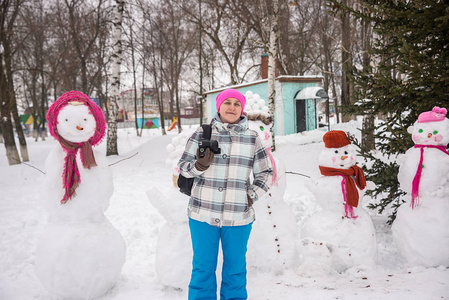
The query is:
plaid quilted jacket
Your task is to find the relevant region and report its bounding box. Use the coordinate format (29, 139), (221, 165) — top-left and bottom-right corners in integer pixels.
(177, 113), (273, 227)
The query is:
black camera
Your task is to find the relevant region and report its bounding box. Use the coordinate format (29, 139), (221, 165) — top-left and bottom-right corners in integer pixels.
(198, 139), (221, 158)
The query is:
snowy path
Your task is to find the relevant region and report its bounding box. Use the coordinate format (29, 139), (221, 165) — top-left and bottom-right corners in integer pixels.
(0, 129), (448, 299)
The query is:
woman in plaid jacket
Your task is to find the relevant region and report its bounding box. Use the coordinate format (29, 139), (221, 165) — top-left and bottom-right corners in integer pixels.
(178, 88), (273, 300)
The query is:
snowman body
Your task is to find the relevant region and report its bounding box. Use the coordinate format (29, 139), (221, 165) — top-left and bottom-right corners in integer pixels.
(393, 108), (449, 267)
(300, 142), (377, 275)
(148, 187), (192, 290)
(43, 145), (112, 221)
(150, 132), (196, 290)
(35, 99), (126, 299)
(246, 117), (299, 273)
(165, 132), (189, 186)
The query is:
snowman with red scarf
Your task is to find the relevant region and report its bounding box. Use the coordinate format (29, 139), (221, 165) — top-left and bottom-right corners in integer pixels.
(34, 91), (126, 299)
(393, 106), (449, 267)
(298, 130), (377, 275)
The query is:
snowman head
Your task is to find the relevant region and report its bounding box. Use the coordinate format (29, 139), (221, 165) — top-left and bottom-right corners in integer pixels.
(410, 107), (449, 146)
(248, 113), (273, 149)
(319, 130), (357, 169)
(47, 91), (106, 146)
(46, 91), (107, 204)
(56, 104), (97, 143)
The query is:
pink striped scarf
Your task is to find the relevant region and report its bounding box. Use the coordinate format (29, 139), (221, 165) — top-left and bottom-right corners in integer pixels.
(266, 147), (278, 187)
(411, 144), (449, 208)
(58, 135), (97, 204)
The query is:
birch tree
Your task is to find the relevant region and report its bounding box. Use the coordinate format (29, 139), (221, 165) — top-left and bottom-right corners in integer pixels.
(267, 0), (279, 151)
(106, 0), (124, 156)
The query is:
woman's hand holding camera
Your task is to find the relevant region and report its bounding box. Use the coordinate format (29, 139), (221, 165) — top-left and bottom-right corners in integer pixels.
(195, 148), (215, 171)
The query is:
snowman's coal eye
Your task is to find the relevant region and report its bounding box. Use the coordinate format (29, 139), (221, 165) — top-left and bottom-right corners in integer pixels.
(418, 129), (423, 133)
(65, 119), (68, 122)
(260, 126), (264, 131)
(344, 151), (348, 155)
(334, 150), (338, 154)
(433, 130), (438, 135)
(84, 118), (87, 121)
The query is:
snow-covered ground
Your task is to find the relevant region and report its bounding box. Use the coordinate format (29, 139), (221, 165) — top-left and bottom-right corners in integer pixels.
(1, 122), (448, 300)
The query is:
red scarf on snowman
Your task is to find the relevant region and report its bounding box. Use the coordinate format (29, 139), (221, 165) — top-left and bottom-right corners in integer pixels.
(47, 91), (106, 204)
(319, 165), (366, 208)
(319, 131), (367, 217)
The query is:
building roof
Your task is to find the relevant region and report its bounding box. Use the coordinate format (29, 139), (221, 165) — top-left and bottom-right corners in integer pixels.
(203, 75), (323, 95)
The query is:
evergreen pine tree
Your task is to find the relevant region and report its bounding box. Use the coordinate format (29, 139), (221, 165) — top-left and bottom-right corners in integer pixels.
(330, 0), (449, 223)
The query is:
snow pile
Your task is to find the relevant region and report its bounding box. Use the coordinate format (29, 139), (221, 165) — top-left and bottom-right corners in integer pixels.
(0, 117), (448, 299)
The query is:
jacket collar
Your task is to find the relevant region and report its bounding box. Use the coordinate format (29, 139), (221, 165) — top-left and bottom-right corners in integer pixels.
(212, 112), (248, 133)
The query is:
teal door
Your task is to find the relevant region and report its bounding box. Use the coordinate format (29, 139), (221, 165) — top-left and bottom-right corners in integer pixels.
(306, 99), (316, 131)
(295, 100), (306, 132)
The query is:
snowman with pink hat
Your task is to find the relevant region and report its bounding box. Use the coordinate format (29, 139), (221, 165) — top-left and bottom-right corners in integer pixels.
(393, 106), (449, 267)
(34, 91), (126, 299)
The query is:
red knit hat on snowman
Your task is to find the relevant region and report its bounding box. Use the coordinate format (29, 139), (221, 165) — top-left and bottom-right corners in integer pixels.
(319, 130), (366, 217)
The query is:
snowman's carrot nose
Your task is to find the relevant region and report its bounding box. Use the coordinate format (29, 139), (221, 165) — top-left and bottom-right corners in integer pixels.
(427, 133), (432, 138)
(76, 126), (84, 130)
(341, 155), (348, 160)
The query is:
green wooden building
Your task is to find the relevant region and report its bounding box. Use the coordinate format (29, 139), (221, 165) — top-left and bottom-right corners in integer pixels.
(203, 75), (329, 136)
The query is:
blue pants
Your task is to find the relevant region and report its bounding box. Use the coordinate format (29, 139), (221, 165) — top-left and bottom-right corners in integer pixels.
(188, 218), (252, 300)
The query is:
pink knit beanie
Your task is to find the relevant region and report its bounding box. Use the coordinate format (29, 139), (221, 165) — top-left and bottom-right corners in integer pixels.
(417, 106), (447, 123)
(216, 89), (246, 113)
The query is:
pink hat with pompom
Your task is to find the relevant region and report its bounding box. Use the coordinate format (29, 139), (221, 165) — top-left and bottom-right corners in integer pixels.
(417, 106), (447, 123)
(216, 89), (246, 113)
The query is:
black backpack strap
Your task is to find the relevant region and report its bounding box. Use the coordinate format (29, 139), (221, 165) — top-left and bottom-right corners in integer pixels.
(201, 124), (212, 140)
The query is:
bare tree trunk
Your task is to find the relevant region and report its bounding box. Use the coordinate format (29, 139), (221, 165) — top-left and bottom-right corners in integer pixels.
(341, 0), (353, 122)
(360, 8), (375, 151)
(106, 0), (124, 156)
(158, 48), (166, 136)
(11, 96), (29, 161)
(1, 0), (23, 165)
(268, 0), (279, 152)
(0, 71), (21, 165)
(129, 26), (139, 136)
(140, 40), (145, 137)
(198, 0), (204, 125)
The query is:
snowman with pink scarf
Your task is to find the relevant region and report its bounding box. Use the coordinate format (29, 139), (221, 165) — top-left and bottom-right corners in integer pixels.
(35, 91), (126, 299)
(244, 91), (299, 274)
(393, 106), (449, 267)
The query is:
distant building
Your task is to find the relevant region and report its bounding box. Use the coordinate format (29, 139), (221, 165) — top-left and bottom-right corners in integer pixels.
(119, 88), (161, 121)
(204, 55), (329, 135)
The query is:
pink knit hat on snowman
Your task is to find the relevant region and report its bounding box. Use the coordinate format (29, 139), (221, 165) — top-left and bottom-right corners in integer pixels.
(216, 89), (246, 113)
(417, 106), (447, 123)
